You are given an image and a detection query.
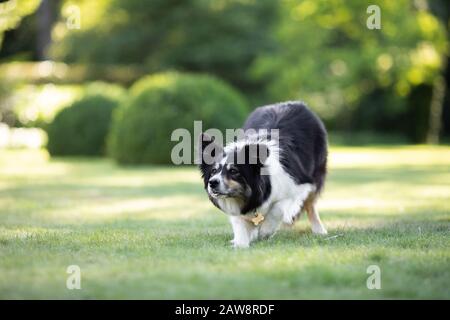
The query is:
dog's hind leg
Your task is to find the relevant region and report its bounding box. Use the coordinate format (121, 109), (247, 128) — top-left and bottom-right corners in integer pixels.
(282, 183), (315, 225)
(305, 197), (327, 235)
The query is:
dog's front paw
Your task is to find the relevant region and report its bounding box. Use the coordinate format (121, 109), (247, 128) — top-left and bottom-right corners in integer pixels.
(232, 240), (250, 249)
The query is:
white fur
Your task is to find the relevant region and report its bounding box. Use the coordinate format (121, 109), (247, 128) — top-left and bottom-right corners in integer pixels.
(229, 216), (258, 248)
(217, 198), (241, 216)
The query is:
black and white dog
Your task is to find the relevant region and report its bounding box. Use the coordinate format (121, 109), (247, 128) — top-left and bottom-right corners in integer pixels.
(199, 101), (328, 248)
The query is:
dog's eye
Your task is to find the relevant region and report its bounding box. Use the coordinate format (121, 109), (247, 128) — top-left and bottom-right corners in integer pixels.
(211, 168), (217, 175)
(229, 168), (239, 175)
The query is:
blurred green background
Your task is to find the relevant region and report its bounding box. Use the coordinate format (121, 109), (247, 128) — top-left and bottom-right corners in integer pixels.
(0, 0), (449, 155)
(0, 0), (450, 300)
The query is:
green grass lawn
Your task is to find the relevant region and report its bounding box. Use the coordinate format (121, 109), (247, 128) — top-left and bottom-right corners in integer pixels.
(0, 146), (449, 299)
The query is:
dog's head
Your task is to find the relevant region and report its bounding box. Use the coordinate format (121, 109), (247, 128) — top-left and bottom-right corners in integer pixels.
(198, 133), (270, 214)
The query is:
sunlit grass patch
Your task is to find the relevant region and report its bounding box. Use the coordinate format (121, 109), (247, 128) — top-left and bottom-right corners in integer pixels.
(0, 146), (449, 299)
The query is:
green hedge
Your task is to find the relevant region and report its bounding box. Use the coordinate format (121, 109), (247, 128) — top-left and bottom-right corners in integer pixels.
(108, 72), (248, 164)
(47, 85), (125, 156)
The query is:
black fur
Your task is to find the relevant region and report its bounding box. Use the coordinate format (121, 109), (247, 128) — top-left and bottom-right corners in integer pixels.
(230, 145), (272, 214)
(243, 101), (328, 193)
(198, 133), (221, 188)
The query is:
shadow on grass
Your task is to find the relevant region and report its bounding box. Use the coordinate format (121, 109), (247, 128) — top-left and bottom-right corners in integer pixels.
(0, 181), (204, 198)
(3, 210), (445, 252)
(328, 165), (450, 185)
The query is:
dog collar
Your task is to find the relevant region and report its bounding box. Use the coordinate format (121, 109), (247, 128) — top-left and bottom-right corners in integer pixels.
(250, 213), (265, 226)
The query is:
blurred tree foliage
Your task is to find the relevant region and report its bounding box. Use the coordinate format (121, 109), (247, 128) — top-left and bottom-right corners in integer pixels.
(50, 0), (278, 92)
(1, 0), (449, 142)
(252, 0), (448, 140)
(0, 0), (41, 47)
(0, 0), (42, 125)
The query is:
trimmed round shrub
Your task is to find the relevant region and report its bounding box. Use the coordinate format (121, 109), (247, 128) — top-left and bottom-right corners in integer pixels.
(83, 82), (126, 101)
(47, 87), (125, 156)
(108, 72), (248, 164)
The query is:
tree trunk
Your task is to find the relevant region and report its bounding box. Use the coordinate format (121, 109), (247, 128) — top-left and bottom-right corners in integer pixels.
(426, 75), (446, 144)
(36, 0), (55, 60)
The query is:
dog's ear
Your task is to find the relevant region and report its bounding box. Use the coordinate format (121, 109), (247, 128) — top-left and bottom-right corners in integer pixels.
(199, 133), (223, 161)
(237, 143), (269, 168)
(200, 133), (214, 154)
(198, 133), (223, 179)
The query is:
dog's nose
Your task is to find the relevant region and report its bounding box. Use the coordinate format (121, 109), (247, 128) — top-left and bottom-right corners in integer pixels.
(209, 179), (219, 189)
